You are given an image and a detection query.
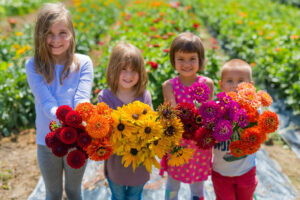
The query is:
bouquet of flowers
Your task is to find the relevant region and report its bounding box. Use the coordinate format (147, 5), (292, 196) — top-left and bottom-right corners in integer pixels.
(74, 102), (113, 161)
(45, 105), (90, 169)
(195, 82), (279, 158)
(110, 101), (184, 172)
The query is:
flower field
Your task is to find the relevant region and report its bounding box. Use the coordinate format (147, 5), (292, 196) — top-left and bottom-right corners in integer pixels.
(0, 0), (299, 138)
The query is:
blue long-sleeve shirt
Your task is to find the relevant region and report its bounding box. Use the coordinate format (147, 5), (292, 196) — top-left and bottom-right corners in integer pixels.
(26, 54), (94, 145)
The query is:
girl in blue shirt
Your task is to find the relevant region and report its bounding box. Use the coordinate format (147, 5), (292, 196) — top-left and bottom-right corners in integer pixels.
(26, 3), (93, 200)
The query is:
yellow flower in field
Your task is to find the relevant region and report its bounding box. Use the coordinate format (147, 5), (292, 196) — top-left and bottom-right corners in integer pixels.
(12, 44), (20, 49)
(161, 118), (184, 146)
(152, 138), (169, 159)
(168, 146), (195, 167)
(16, 32), (23, 36)
(121, 147), (143, 171)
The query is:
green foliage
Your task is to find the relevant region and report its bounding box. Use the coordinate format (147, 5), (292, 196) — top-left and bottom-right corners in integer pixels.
(184, 0), (300, 114)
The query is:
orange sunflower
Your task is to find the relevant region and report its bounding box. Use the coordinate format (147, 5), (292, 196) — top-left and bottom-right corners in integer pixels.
(257, 90), (273, 107)
(85, 138), (113, 161)
(75, 102), (96, 122)
(229, 140), (248, 157)
(258, 111), (279, 134)
(86, 114), (111, 138)
(241, 126), (263, 146)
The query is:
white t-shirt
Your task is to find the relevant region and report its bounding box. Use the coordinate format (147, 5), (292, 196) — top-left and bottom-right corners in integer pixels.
(213, 139), (256, 177)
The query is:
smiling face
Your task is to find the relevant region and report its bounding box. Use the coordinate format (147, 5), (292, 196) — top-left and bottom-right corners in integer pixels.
(46, 21), (72, 62)
(220, 65), (253, 93)
(174, 51), (199, 78)
(118, 65), (139, 91)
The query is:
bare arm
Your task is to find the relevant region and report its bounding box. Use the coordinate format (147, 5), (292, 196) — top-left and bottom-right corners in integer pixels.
(162, 80), (176, 106)
(205, 77), (214, 101)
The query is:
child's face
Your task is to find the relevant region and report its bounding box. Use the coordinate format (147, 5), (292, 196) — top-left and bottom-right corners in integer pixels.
(220, 67), (253, 92)
(174, 51), (199, 78)
(46, 21), (71, 60)
(118, 65), (139, 90)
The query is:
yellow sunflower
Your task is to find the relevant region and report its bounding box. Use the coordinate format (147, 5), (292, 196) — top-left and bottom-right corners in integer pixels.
(168, 146), (195, 167)
(157, 102), (178, 123)
(111, 111), (137, 140)
(137, 115), (162, 141)
(143, 155), (160, 173)
(151, 138), (170, 159)
(121, 146), (143, 171)
(161, 118), (184, 146)
(122, 101), (155, 124)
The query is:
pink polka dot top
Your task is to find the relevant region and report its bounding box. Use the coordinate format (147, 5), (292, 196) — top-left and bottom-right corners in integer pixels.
(161, 76), (212, 183)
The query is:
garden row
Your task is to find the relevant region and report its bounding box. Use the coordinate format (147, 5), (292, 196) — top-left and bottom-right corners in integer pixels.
(92, 0), (223, 108)
(184, 0), (300, 114)
(0, 0), (125, 136)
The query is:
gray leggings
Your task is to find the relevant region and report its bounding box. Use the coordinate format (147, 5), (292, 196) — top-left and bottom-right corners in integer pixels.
(165, 176), (204, 200)
(37, 145), (86, 200)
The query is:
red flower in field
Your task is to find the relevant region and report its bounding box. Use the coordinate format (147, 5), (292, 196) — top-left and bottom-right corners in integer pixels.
(56, 105), (72, 122)
(153, 44), (160, 47)
(162, 35), (169, 40)
(170, 20), (176, 24)
(167, 32), (175, 36)
(153, 17), (161, 23)
(163, 48), (170, 53)
(150, 26), (157, 31)
(210, 37), (218, 45)
(212, 45), (218, 50)
(45, 132), (56, 148)
(258, 111), (279, 134)
(147, 61), (158, 69)
(85, 138), (113, 161)
(59, 127), (78, 144)
(51, 142), (68, 157)
(193, 23), (199, 29)
(94, 88), (101, 95)
(77, 132), (92, 148)
(97, 41), (105, 46)
(67, 149), (86, 169)
(65, 111), (82, 127)
(7, 18), (17, 25)
(170, 2), (180, 9)
(195, 128), (216, 149)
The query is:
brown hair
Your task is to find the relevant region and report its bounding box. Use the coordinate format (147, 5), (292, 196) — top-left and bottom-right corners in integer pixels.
(169, 32), (205, 71)
(106, 42), (148, 98)
(34, 3), (78, 85)
(221, 59), (253, 80)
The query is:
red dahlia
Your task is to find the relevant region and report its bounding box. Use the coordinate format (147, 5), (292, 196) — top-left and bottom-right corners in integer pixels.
(45, 132), (56, 148)
(195, 128), (216, 149)
(67, 150), (86, 169)
(77, 132), (92, 148)
(59, 127), (78, 144)
(56, 105), (73, 122)
(51, 142), (68, 157)
(65, 111), (82, 127)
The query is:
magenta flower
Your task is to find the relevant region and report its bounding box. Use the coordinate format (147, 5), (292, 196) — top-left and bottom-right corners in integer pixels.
(198, 101), (221, 120)
(189, 82), (210, 103)
(217, 92), (232, 106)
(213, 119), (233, 141)
(235, 109), (249, 128)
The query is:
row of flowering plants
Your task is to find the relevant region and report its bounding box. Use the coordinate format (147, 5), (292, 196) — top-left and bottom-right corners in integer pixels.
(92, 0), (223, 108)
(184, 0), (300, 114)
(0, 0), (125, 136)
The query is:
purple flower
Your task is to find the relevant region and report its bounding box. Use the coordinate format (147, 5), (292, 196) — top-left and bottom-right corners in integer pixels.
(222, 101), (240, 122)
(189, 82), (210, 103)
(217, 92), (232, 106)
(198, 101), (221, 120)
(213, 119), (233, 141)
(235, 108), (248, 128)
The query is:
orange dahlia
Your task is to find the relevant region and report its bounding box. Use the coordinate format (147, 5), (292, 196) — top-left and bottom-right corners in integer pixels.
(96, 102), (112, 115)
(75, 102), (96, 122)
(229, 140), (248, 157)
(85, 138), (113, 161)
(244, 142), (260, 154)
(258, 111), (279, 134)
(86, 114), (111, 138)
(226, 91), (238, 102)
(240, 104), (259, 123)
(241, 126), (263, 146)
(238, 89), (261, 109)
(257, 90), (272, 107)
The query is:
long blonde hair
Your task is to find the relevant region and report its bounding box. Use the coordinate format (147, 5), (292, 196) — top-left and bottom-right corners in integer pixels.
(34, 3), (78, 84)
(106, 42), (148, 98)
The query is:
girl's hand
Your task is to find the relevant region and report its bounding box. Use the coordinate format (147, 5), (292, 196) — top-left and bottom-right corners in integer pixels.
(162, 80), (176, 106)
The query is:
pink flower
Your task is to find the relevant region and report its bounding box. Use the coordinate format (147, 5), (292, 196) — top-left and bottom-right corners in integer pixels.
(147, 61), (158, 69)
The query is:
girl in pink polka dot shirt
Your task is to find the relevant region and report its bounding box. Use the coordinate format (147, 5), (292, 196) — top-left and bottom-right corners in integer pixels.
(160, 32), (214, 200)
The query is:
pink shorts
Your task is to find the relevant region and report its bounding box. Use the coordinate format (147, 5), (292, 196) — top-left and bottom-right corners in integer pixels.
(212, 167), (258, 200)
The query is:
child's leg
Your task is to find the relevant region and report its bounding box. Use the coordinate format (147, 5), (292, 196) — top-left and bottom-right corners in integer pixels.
(212, 170), (236, 200)
(126, 184), (145, 200)
(235, 167), (257, 200)
(107, 177), (126, 200)
(165, 176), (181, 200)
(37, 145), (63, 200)
(190, 181), (204, 200)
(64, 157), (86, 200)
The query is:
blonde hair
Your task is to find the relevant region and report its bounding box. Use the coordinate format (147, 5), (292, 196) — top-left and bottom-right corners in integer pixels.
(169, 32), (205, 71)
(220, 59), (252, 80)
(106, 42), (148, 98)
(34, 3), (78, 85)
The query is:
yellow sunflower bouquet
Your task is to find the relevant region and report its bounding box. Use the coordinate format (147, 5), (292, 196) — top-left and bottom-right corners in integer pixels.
(75, 102), (113, 161)
(111, 101), (184, 173)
